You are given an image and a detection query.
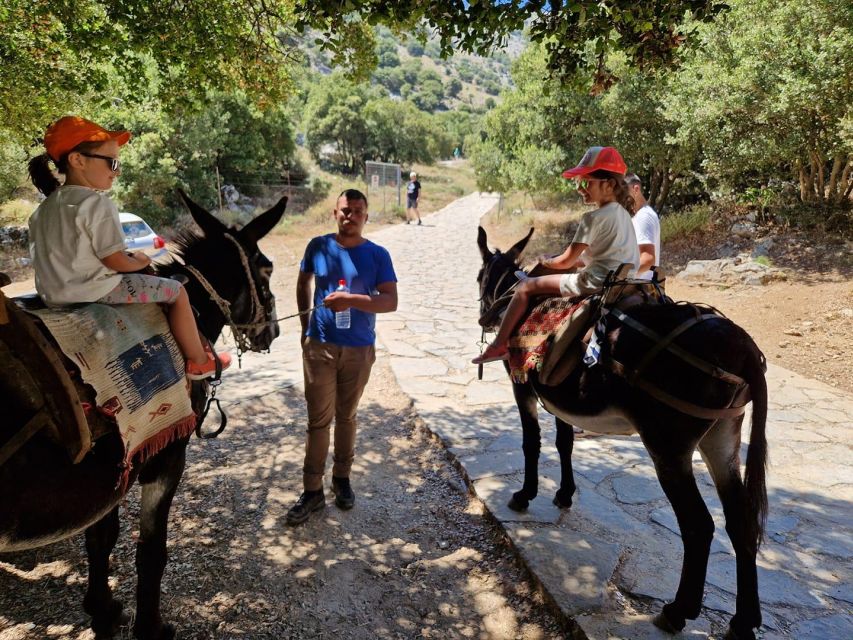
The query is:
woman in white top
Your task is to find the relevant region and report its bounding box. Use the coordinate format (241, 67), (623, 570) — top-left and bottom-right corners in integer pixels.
(27, 115), (230, 380)
(473, 146), (639, 364)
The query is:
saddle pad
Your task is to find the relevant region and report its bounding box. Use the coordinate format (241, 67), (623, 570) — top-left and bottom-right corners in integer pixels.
(508, 296), (588, 384)
(30, 303), (195, 482)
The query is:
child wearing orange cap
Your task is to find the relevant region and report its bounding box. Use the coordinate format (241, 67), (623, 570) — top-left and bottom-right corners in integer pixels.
(473, 146), (639, 364)
(27, 115), (231, 380)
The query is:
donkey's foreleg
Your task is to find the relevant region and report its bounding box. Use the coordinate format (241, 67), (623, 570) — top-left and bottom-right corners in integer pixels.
(84, 506), (129, 637)
(699, 422), (761, 640)
(133, 442), (187, 640)
(553, 418), (576, 508)
(508, 379), (542, 511)
(651, 452), (714, 633)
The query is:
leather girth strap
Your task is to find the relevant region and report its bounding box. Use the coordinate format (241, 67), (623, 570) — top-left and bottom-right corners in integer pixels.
(607, 308), (750, 420)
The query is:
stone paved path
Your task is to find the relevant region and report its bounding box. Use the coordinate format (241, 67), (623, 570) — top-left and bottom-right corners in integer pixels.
(365, 193), (852, 639)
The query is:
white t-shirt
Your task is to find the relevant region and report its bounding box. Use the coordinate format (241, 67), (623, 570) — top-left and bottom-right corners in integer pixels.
(560, 201), (640, 297)
(28, 185), (125, 306)
(632, 204), (661, 281)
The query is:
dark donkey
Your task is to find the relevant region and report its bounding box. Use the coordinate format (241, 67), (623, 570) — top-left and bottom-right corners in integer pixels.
(0, 191), (286, 639)
(476, 227), (768, 640)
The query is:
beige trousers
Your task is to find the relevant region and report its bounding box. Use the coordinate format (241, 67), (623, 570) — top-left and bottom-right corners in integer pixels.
(301, 337), (376, 491)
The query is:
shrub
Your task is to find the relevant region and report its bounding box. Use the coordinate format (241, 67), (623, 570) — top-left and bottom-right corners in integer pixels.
(660, 205), (712, 243)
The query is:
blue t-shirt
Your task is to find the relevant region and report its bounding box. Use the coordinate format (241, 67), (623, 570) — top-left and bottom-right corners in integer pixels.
(300, 234), (397, 347)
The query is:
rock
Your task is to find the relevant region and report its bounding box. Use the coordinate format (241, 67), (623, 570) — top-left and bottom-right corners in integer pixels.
(783, 329), (803, 337)
(731, 221), (757, 237)
(751, 237), (774, 258)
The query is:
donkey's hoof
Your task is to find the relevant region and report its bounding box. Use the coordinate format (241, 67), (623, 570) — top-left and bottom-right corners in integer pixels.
(724, 625), (756, 640)
(134, 623), (176, 640)
(653, 608), (686, 634)
(552, 489), (573, 509)
(507, 491), (532, 512)
(88, 598), (128, 637)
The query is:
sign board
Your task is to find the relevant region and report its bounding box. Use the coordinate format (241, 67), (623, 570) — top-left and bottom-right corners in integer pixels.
(371, 174), (380, 189)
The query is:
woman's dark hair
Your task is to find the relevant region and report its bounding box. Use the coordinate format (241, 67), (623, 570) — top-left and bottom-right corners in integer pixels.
(28, 140), (105, 196)
(590, 169), (635, 214)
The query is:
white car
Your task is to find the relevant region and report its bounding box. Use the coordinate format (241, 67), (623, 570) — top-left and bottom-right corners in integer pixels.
(120, 212), (167, 260)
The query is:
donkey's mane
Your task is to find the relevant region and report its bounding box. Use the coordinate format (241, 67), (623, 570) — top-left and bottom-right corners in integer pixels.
(155, 227), (236, 279)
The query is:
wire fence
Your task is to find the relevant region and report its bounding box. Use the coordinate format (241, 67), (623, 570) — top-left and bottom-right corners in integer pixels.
(365, 161), (402, 218)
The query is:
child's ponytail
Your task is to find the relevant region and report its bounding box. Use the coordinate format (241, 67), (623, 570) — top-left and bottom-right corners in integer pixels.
(28, 153), (61, 196)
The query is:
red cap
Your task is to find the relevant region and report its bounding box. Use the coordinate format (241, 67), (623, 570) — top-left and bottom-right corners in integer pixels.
(561, 146), (627, 178)
(44, 116), (131, 162)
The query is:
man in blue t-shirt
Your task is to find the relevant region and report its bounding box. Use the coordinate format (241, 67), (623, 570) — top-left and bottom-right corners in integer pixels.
(287, 189), (398, 525)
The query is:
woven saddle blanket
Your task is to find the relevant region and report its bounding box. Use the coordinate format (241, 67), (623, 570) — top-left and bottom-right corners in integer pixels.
(508, 296), (590, 384)
(30, 303), (196, 473)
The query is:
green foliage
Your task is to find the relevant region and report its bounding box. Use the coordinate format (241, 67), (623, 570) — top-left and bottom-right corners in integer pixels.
(0, 133), (27, 201)
(406, 40), (425, 57)
(660, 205), (712, 243)
(297, 1), (725, 84)
(303, 74), (445, 172)
(665, 0), (852, 205)
(0, 0), (306, 146)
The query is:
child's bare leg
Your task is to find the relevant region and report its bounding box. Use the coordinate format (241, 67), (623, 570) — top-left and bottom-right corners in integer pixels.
(493, 275), (564, 347)
(168, 288), (206, 365)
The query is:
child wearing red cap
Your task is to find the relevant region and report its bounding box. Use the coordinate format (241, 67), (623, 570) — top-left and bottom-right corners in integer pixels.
(27, 115), (230, 380)
(473, 146), (639, 364)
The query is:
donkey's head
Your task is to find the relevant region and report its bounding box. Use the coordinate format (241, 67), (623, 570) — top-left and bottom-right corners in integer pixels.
(476, 226), (534, 330)
(168, 190), (287, 352)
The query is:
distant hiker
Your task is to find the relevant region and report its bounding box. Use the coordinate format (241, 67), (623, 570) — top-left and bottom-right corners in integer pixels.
(406, 171), (422, 225)
(624, 173), (661, 279)
(473, 146), (639, 364)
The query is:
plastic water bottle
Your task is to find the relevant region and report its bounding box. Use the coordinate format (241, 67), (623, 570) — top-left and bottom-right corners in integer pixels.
(334, 279), (351, 329)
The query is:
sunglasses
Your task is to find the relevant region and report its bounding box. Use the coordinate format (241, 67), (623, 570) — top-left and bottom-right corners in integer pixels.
(576, 178), (604, 190)
(80, 152), (121, 172)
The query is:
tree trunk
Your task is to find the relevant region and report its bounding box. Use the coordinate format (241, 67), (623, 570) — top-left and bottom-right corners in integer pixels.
(842, 158), (853, 200)
(827, 155), (843, 201)
(649, 169), (663, 207)
(797, 160), (809, 202)
(657, 171), (674, 213)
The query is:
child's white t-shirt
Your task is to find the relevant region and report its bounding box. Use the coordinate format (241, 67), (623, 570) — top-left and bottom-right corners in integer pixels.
(28, 185), (125, 306)
(560, 201), (640, 297)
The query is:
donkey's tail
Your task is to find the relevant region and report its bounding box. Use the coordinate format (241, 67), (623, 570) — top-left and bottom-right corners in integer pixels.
(743, 341), (769, 548)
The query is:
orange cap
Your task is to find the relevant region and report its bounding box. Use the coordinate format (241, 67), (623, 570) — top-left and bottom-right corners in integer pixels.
(44, 116), (131, 162)
(562, 146), (627, 178)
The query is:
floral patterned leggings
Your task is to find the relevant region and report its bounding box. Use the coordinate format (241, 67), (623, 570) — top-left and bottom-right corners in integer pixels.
(96, 274), (182, 305)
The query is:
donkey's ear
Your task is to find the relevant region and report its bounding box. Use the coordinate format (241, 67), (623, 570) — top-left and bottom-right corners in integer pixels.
(240, 196), (288, 245)
(477, 226), (493, 262)
(178, 189), (228, 238)
(506, 227), (534, 262)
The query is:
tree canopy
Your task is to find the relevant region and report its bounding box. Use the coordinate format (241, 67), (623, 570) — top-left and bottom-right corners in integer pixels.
(2, 0), (723, 145)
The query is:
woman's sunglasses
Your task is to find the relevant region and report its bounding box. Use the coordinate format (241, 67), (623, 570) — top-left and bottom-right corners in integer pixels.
(80, 152), (121, 172)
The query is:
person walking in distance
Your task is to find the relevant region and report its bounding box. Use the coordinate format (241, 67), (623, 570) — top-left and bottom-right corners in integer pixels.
(406, 171), (422, 225)
(625, 173), (661, 279)
(287, 189), (398, 525)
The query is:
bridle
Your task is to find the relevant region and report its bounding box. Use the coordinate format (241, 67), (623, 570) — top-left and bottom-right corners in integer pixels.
(478, 251), (524, 329)
(184, 233), (274, 363)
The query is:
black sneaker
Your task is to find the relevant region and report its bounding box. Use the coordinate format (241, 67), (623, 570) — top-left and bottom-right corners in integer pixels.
(286, 490), (325, 525)
(331, 476), (355, 510)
